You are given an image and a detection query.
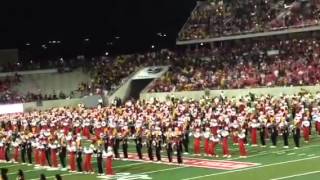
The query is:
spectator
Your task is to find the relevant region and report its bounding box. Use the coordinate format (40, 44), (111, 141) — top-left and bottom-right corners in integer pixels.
(16, 169), (25, 180)
(178, 0), (320, 41)
(40, 174), (46, 180)
(0, 168), (8, 180)
(55, 174), (62, 180)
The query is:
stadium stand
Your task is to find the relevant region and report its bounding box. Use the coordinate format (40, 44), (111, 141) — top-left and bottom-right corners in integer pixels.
(149, 34), (320, 92)
(178, 0), (320, 41)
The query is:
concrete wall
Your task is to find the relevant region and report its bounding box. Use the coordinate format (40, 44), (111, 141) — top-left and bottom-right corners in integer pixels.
(23, 95), (102, 112)
(140, 85), (320, 101)
(13, 68), (90, 96)
(107, 78), (132, 105)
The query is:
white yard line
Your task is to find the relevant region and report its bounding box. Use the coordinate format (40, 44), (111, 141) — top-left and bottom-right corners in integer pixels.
(181, 156), (320, 180)
(30, 173), (77, 180)
(0, 164), (25, 168)
(114, 162), (146, 168)
(228, 144), (320, 161)
(287, 153), (296, 155)
(30, 162), (176, 179)
(7, 169), (41, 175)
(270, 170), (320, 180)
(141, 166), (185, 174)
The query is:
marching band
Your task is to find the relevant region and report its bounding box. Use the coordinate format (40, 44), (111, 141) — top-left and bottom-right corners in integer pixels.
(0, 93), (319, 175)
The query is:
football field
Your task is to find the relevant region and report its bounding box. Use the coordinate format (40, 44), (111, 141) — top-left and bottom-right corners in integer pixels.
(1, 136), (320, 180)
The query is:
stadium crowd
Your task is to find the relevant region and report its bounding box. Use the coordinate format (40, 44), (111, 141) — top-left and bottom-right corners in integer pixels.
(178, 0), (320, 40)
(149, 36), (320, 92)
(79, 50), (173, 96)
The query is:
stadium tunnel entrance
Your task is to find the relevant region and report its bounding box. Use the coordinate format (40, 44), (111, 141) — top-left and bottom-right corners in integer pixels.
(127, 79), (153, 100)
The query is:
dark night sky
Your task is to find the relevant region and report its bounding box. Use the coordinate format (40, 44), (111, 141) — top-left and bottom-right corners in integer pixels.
(0, 1), (196, 59)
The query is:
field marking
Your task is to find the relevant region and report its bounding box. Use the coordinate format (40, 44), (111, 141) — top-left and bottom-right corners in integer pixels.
(30, 173), (74, 180)
(140, 166), (185, 174)
(181, 156), (320, 180)
(126, 153), (258, 170)
(8, 169), (40, 175)
(228, 144), (320, 160)
(28, 163), (180, 179)
(298, 153), (306, 156)
(287, 153), (296, 156)
(270, 170), (320, 180)
(0, 164), (25, 168)
(114, 162), (146, 168)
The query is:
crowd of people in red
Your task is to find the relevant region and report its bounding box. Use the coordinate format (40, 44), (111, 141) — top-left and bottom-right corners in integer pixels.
(178, 0), (320, 41)
(149, 35), (320, 92)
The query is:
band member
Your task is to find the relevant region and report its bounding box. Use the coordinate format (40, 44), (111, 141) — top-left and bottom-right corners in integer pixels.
(0, 138), (4, 162)
(221, 128), (231, 158)
(32, 139), (40, 165)
(154, 129), (162, 162)
(176, 136), (183, 164)
(26, 138), (33, 164)
(312, 108), (320, 135)
(39, 141), (47, 167)
(58, 137), (67, 170)
(209, 134), (219, 157)
(280, 122), (289, 148)
(146, 130), (154, 161)
(122, 127), (129, 159)
(104, 146), (114, 175)
(95, 140), (104, 175)
(44, 137), (52, 167)
(135, 128), (143, 160)
(4, 138), (10, 162)
(67, 141), (77, 172)
(113, 130), (121, 159)
(231, 121), (239, 145)
(182, 123), (190, 154)
(49, 140), (59, 168)
(259, 122), (266, 147)
(12, 139), (20, 162)
(76, 144), (83, 172)
(82, 120), (91, 139)
(250, 120), (259, 146)
(20, 137), (27, 164)
(292, 121), (301, 149)
(203, 128), (210, 156)
(166, 129), (173, 163)
(238, 130), (247, 158)
(302, 118), (310, 143)
(193, 128), (201, 155)
(269, 123), (278, 148)
(83, 143), (94, 174)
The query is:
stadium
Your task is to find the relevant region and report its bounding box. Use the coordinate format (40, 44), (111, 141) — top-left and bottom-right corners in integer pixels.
(1, 0), (320, 179)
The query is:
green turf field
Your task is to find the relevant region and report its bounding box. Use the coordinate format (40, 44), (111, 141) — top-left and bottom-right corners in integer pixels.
(1, 136), (320, 180)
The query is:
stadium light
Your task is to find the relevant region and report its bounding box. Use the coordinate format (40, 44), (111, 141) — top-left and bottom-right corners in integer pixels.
(151, 45), (155, 49)
(25, 42), (31, 46)
(105, 52), (109, 56)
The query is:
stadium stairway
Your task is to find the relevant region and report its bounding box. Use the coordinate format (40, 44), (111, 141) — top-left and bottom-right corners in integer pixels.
(107, 66), (169, 104)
